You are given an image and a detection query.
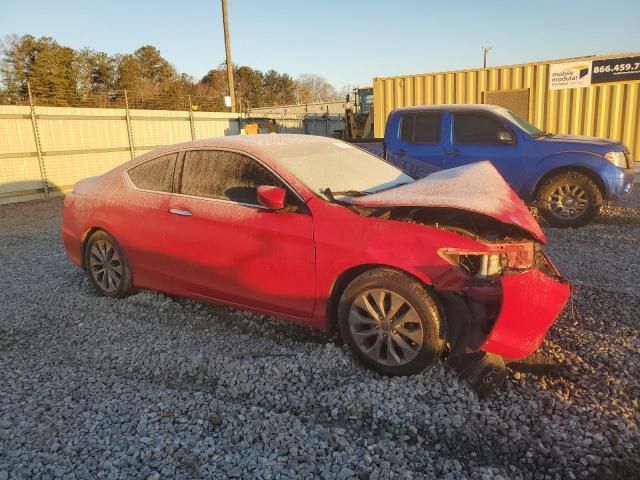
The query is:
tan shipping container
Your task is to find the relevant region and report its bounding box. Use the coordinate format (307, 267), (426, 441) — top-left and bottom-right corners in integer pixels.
(373, 53), (640, 160)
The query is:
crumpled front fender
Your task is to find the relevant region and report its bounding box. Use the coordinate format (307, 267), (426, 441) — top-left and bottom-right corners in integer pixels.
(480, 269), (570, 359)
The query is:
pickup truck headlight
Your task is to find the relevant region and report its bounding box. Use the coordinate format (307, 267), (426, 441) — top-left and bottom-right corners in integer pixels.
(604, 151), (628, 168)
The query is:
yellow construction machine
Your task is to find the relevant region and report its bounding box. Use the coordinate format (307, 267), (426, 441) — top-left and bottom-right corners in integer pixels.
(341, 87), (374, 140)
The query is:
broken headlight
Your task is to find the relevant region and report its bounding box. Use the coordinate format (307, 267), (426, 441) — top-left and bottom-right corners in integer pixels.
(438, 242), (536, 278)
(438, 251), (507, 278)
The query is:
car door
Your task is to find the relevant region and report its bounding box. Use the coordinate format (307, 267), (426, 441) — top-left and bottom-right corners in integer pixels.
(164, 148), (316, 319)
(121, 152), (177, 290)
(445, 111), (524, 188)
(386, 111), (445, 178)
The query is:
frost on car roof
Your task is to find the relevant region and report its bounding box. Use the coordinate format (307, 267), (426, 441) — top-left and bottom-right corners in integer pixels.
(129, 134), (335, 163)
(128, 135), (412, 199)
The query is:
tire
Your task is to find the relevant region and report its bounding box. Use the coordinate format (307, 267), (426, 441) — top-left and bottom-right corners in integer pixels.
(536, 171), (602, 228)
(337, 268), (443, 376)
(84, 230), (133, 298)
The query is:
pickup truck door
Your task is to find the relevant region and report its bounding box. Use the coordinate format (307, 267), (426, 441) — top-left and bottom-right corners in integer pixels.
(386, 112), (445, 178)
(443, 111), (525, 190)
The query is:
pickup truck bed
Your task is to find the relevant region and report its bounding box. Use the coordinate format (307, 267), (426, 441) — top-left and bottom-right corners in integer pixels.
(347, 139), (385, 159)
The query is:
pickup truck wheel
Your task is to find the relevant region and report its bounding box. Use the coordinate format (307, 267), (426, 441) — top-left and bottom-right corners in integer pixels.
(536, 172), (602, 228)
(338, 268), (443, 376)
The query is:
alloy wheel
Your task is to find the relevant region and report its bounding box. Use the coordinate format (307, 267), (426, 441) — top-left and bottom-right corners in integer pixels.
(89, 239), (123, 293)
(348, 288), (424, 366)
(548, 183), (588, 219)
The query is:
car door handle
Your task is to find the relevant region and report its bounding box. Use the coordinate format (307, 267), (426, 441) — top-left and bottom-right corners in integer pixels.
(169, 208), (192, 217)
(391, 149), (406, 157)
(446, 149), (462, 156)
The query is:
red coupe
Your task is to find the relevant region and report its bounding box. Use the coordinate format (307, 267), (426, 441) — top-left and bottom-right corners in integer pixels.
(62, 135), (569, 392)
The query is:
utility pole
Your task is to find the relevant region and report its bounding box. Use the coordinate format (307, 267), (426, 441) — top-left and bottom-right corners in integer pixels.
(482, 46), (492, 68)
(221, 0), (236, 112)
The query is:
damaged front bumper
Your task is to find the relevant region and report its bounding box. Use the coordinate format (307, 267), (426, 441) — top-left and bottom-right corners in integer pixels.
(435, 247), (570, 361)
(480, 264), (570, 359)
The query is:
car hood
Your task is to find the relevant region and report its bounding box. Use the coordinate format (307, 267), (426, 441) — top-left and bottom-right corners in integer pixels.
(348, 161), (546, 243)
(538, 133), (623, 150)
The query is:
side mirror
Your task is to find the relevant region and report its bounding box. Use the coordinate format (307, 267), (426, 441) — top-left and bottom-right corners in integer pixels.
(497, 130), (515, 144)
(257, 185), (286, 210)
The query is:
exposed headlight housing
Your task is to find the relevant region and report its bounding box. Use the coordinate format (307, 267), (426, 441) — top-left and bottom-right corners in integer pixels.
(439, 251), (507, 278)
(604, 151), (629, 168)
(438, 242), (536, 279)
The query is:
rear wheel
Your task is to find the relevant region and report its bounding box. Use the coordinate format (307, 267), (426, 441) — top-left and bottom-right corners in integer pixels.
(84, 230), (133, 297)
(536, 171), (602, 228)
(338, 268), (443, 376)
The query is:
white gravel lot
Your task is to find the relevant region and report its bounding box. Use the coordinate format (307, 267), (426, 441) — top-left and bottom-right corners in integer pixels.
(0, 193), (638, 479)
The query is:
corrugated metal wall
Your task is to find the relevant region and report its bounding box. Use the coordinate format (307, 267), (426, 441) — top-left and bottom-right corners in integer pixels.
(0, 107), (241, 204)
(373, 54), (640, 160)
(249, 100), (352, 115)
(0, 106), (345, 204)
(0, 105), (42, 202)
(256, 113), (345, 136)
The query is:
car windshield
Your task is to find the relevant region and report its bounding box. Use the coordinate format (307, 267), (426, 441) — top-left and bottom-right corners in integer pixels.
(498, 108), (545, 137)
(259, 140), (414, 200)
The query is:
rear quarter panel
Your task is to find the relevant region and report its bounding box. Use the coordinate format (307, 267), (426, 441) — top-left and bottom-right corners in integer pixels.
(62, 170), (171, 290)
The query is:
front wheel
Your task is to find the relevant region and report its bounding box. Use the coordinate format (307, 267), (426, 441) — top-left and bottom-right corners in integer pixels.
(84, 230), (133, 297)
(536, 172), (602, 228)
(338, 268), (443, 376)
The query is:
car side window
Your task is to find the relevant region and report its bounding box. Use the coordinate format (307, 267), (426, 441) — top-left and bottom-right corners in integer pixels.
(180, 150), (287, 206)
(399, 113), (440, 144)
(453, 113), (510, 145)
(127, 153), (177, 192)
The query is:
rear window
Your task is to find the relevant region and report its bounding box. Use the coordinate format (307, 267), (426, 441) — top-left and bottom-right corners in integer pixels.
(399, 113), (440, 144)
(128, 153), (177, 192)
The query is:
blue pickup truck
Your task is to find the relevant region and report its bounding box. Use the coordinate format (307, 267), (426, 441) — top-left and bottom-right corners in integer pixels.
(354, 105), (637, 227)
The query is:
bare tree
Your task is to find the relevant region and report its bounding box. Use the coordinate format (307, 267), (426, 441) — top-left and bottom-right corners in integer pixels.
(295, 74), (340, 104)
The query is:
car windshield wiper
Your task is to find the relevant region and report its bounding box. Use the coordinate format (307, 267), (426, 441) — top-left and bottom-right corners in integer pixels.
(532, 131), (553, 138)
(323, 182), (412, 203)
(321, 188), (366, 203)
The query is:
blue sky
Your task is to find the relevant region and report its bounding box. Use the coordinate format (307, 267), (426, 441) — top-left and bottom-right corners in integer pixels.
(1, 0), (639, 89)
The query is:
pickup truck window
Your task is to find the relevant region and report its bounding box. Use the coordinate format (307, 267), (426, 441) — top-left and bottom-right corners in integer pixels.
(453, 113), (512, 145)
(400, 113), (440, 144)
(499, 109), (544, 137)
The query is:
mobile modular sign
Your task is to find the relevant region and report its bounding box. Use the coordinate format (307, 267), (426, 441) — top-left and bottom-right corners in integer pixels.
(549, 55), (640, 90)
(549, 61), (592, 90)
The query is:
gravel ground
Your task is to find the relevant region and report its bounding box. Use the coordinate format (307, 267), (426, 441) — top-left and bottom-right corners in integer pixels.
(1, 193), (639, 480)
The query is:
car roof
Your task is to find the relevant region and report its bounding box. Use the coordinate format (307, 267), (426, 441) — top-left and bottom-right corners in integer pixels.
(143, 133), (335, 155)
(131, 134), (337, 164)
(122, 134), (339, 200)
(392, 104), (504, 113)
